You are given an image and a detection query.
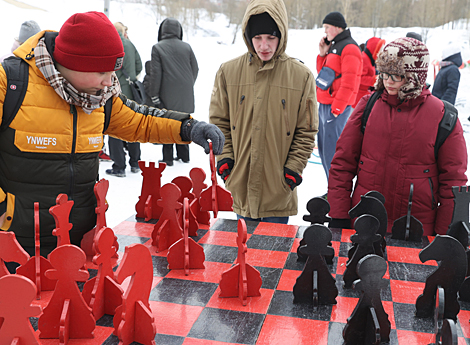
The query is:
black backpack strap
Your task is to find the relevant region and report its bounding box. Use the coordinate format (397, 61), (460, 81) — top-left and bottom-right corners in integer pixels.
(361, 89), (383, 134)
(103, 97), (113, 133)
(435, 100), (458, 160)
(1, 57), (29, 131)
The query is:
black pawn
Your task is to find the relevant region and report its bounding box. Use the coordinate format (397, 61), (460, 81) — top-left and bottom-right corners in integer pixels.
(293, 224), (337, 305)
(298, 197), (333, 263)
(343, 215), (382, 289)
(343, 254), (391, 345)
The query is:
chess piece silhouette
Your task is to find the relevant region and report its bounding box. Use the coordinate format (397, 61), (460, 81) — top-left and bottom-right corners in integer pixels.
(0, 274), (42, 344)
(343, 254), (391, 344)
(343, 215), (382, 289)
(38, 245), (95, 339)
(293, 224), (337, 305)
(348, 191), (387, 258)
(415, 235), (467, 321)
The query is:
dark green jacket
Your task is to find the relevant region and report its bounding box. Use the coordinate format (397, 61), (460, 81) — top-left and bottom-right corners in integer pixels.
(115, 32), (143, 100)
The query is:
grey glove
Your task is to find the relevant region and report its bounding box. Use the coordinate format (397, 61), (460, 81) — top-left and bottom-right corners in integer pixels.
(181, 119), (225, 155)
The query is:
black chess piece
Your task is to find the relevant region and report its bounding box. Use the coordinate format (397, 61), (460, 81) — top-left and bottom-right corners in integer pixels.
(293, 224), (337, 305)
(343, 215), (382, 289)
(348, 192), (387, 259)
(391, 183), (423, 241)
(343, 254), (391, 345)
(428, 287), (459, 345)
(415, 235), (467, 321)
(449, 185), (470, 232)
(298, 197), (333, 263)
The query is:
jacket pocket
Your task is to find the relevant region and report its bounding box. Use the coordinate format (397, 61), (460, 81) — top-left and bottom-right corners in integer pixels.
(0, 193), (15, 231)
(282, 99), (291, 137)
(231, 95), (245, 131)
(403, 164), (439, 213)
(356, 155), (378, 192)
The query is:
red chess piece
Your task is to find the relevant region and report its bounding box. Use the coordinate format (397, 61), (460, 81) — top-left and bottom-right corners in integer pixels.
(189, 168), (210, 226)
(219, 219), (262, 306)
(199, 142), (233, 218)
(172, 176), (199, 236)
(81, 179), (119, 261)
(0, 275), (42, 345)
(135, 161), (166, 220)
(38, 245), (95, 339)
(82, 227), (123, 320)
(151, 183), (183, 252)
(0, 231), (29, 277)
(49, 193), (74, 247)
(167, 198), (205, 274)
(114, 244), (156, 345)
(17, 203), (56, 298)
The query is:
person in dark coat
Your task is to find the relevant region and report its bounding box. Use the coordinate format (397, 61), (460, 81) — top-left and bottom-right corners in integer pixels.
(328, 37), (467, 236)
(432, 43), (462, 105)
(150, 18), (199, 166)
(106, 22), (143, 177)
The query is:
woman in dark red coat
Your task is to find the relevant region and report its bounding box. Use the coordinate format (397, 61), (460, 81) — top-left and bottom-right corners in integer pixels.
(328, 37), (468, 236)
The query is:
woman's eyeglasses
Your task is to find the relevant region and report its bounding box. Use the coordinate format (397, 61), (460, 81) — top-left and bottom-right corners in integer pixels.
(378, 72), (405, 82)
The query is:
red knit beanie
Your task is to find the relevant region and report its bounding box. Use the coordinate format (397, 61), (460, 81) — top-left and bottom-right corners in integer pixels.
(54, 11), (124, 72)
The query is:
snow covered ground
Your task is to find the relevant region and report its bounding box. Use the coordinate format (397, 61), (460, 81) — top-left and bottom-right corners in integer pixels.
(1, 0), (470, 228)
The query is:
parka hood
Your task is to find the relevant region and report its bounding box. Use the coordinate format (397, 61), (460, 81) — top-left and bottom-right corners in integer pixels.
(241, 0), (288, 59)
(443, 52), (463, 68)
(158, 18), (183, 41)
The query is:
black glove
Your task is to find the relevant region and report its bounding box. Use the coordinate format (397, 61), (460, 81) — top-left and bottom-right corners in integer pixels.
(284, 167), (302, 191)
(329, 218), (352, 229)
(181, 119), (225, 155)
(217, 158), (234, 182)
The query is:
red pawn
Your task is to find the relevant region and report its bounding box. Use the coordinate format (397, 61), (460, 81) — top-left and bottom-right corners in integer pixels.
(219, 219), (262, 306)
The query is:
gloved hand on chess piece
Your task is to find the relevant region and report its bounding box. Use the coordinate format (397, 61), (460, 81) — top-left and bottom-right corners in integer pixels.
(284, 167), (302, 191)
(181, 119), (225, 155)
(329, 218), (352, 229)
(217, 158), (234, 183)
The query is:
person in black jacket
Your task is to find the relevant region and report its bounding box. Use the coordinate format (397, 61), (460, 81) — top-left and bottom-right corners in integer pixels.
(432, 43), (462, 105)
(105, 22), (143, 177)
(150, 18), (199, 166)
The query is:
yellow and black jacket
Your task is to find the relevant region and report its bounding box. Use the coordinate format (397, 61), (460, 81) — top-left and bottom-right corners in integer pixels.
(0, 30), (191, 254)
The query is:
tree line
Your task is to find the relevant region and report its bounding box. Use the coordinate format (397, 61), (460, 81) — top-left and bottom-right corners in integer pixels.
(123, 0), (470, 30)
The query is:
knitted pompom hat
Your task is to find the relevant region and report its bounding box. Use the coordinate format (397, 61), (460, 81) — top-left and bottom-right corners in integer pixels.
(375, 37), (430, 100)
(55, 11), (124, 72)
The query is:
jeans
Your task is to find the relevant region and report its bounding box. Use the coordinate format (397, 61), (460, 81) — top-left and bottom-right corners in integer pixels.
(236, 214), (289, 224)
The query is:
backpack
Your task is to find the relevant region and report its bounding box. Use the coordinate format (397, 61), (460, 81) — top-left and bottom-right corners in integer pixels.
(360, 90), (458, 159)
(1, 56), (112, 132)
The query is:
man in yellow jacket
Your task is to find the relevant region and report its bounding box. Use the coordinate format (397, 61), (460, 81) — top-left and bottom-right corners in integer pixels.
(0, 11), (224, 258)
(210, 0), (318, 224)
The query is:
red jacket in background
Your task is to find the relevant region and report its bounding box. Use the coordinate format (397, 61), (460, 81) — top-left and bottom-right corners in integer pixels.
(316, 29), (362, 115)
(328, 88), (468, 236)
(353, 37), (386, 107)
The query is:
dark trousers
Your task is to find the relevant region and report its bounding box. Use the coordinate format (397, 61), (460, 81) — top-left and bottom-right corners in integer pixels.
(162, 144), (190, 162)
(108, 136), (141, 170)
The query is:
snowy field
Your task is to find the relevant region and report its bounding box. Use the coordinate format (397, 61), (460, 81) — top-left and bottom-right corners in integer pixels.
(1, 0), (470, 228)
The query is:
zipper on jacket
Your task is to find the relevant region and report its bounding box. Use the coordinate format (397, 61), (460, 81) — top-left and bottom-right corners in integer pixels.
(232, 95), (245, 130)
(68, 105), (78, 199)
(428, 177), (436, 210)
(282, 99), (290, 136)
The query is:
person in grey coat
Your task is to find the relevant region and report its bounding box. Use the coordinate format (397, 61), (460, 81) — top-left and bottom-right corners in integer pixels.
(150, 18), (199, 166)
(106, 22), (143, 177)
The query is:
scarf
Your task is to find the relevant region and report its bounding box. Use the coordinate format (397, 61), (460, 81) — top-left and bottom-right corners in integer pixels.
(439, 60), (455, 68)
(34, 38), (121, 114)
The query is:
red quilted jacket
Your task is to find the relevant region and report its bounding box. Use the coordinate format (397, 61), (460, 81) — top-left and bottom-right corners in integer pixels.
(316, 29), (362, 114)
(328, 88), (468, 235)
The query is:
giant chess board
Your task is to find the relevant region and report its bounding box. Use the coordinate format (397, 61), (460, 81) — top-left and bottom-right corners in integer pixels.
(22, 216), (470, 344)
